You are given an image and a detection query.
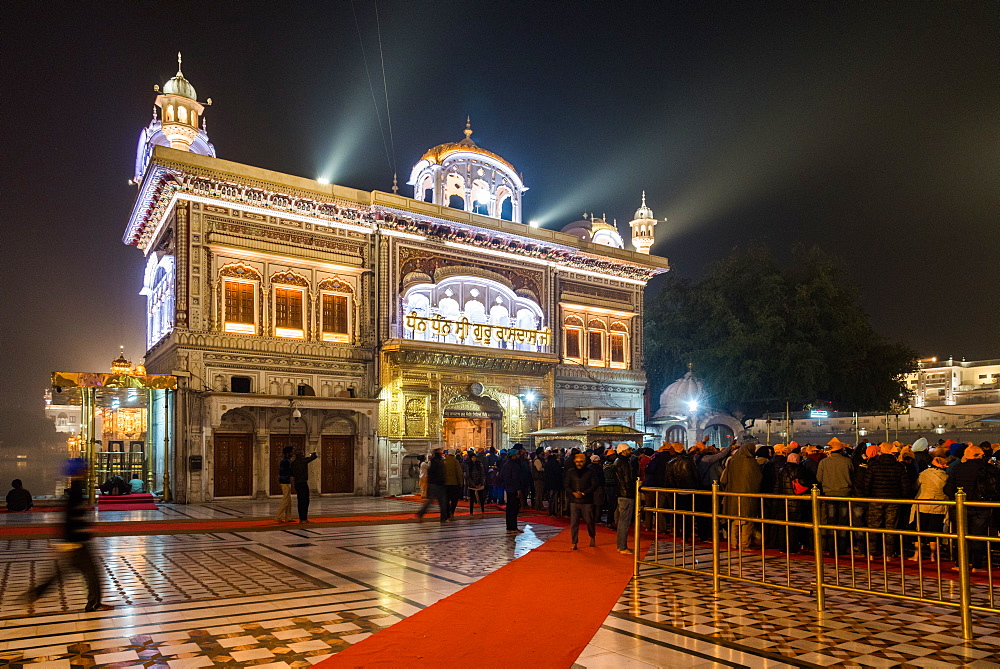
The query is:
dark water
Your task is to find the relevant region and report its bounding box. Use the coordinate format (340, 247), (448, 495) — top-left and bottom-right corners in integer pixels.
(0, 455), (65, 499)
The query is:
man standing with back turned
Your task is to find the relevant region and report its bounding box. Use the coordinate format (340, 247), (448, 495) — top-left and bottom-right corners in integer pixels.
(290, 449), (318, 523)
(614, 442), (637, 554)
(274, 446), (295, 523)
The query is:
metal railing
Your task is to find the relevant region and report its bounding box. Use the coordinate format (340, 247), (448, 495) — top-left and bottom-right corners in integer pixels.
(633, 480), (1000, 640)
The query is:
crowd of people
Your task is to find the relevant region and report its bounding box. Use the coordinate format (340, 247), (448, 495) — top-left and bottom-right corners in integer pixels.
(413, 436), (1000, 569)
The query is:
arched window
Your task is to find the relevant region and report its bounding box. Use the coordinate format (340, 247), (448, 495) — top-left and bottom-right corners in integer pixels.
(219, 263), (262, 335)
(165, 105), (175, 122)
(609, 322), (629, 368)
(178, 105), (188, 124)
(319, 277), (354, 343)
(271, 271), (308, 339)
(564, 315), (584, 361)
(448, 194), (465, 210)
(587, 319), (605, 366)
(666, 425), (687, 443)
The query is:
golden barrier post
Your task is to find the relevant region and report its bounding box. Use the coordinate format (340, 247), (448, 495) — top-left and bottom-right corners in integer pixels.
(711, 482), (721, 593)
(811, 485), (825, 612)
(954, 488), (972, 640)
(634, 478), (641, 577)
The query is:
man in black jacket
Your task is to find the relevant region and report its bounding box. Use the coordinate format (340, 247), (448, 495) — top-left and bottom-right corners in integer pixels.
(565, 453), (598, 549)
(417, 448), (449, 524)
(290, 450), (318, 523)
(944, 444), (1000, 571)
(614, 443), (638, 554)
(860, 443), (912, 557)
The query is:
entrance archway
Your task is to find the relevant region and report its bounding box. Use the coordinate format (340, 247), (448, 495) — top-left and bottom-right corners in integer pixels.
(443, 394), (502, 452)
(703, 423), (735, 450)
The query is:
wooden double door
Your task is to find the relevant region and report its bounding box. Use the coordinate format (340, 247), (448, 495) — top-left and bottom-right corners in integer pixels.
(268, 434), (354, 495)
(213, 433), (253, 497)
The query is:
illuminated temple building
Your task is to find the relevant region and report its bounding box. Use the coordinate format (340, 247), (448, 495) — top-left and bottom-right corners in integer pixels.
(123, 58), (669, 502)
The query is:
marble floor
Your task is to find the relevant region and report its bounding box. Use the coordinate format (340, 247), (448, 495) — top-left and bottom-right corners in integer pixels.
(0, 497), (422, 527)
(1, 500), (999, 668)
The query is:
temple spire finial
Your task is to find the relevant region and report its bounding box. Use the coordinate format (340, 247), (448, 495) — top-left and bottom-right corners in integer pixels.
(392, 172), (399, 194)
(464, 116), (473, 140)
(177, 51), (183, 74)
(642, 190), (647, 207)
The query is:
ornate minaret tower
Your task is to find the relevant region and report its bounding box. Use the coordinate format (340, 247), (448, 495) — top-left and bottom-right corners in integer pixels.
(153, 53), (207, 151)
(134, 54), (215, 183)
(628, 191), (659, 254)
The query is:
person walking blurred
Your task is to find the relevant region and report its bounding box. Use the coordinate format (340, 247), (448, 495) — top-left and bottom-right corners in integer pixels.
(26, 460), (112, 612)
(443, 450), (465, 518)
(417, 448), (449, 523)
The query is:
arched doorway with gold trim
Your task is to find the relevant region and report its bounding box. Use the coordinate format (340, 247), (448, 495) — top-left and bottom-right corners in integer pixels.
(442, 394), (502, 452)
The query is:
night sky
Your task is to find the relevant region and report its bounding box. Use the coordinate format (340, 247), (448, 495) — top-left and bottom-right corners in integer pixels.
(2, 1), (997, 414)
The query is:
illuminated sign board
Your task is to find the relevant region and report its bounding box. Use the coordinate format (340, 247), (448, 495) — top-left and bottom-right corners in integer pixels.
(403, 312), (551, 349)
(809, 410), (829, 419)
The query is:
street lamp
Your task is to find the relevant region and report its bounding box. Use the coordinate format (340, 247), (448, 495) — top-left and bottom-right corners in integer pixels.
(934, 425), (946, 435)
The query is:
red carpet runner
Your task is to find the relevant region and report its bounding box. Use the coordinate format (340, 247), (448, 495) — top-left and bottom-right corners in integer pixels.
(317, 518), (637, 668)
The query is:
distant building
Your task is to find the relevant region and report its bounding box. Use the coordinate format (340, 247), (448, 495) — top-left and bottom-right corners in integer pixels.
(121, 57), (669, 502)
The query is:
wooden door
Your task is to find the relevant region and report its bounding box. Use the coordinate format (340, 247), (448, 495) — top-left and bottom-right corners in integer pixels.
(321, 436), (354, 493)
(269, 434), (305, 495)
(213, 433), (253, 497)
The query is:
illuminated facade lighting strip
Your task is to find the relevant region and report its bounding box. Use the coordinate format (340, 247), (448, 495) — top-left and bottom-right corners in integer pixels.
(558, 302), (638, 317)
(177, 193), (374, 234)
(206, 244), (366, 274)
(380, 228), (427, 241)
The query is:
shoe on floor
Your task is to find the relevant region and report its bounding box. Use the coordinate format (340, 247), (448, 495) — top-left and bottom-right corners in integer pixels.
(572, 544), (578, 550)
(84, 603), (114, 612)
(506, 529), (523, 534)
(618, 548), (633, 555)
(589, 538), (596, 547)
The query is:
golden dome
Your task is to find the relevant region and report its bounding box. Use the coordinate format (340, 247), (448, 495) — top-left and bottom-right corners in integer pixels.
(419, 118), (517, 172)
(110, 346), (133, 374)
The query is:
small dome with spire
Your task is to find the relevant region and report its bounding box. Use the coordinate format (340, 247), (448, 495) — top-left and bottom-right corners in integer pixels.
(653, 368), (704, 420)
(162, 52), (197, 100)
(110, 347), (133, 375)
(633, 191), (654, 221)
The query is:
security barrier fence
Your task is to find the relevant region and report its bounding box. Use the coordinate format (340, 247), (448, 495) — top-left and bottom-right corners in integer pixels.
(632, 481), (1000, 640)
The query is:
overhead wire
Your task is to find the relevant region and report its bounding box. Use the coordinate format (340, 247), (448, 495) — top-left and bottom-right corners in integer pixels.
(373, 0), (398, 189)
(351, 0), (393, 174)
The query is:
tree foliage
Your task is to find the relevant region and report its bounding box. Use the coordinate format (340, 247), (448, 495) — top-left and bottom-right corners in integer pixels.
(644, 244), (916, 423)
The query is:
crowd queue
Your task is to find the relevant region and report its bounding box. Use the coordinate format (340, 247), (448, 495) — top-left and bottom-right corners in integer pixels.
(414, 436), (1000, 569)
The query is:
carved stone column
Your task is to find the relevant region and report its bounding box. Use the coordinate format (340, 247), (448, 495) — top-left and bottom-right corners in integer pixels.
(254, 429), (269, 499)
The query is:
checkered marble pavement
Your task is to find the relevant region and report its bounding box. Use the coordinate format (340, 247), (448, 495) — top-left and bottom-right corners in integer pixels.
(574, 557), (1000, 668)
(0, 517), (562, 667)
(374, 526), (563, 577)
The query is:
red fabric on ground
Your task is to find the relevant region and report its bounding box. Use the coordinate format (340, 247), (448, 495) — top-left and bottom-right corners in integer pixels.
(0, 508), (501, 538)
(317, 521), (638, 669)
(98, 493), (158, 511)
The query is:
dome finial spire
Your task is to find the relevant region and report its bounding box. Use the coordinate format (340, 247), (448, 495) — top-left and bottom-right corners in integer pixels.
(642, 190), (647, 207)
(177, 51), (183, 75)
(464, 116), (473, 140)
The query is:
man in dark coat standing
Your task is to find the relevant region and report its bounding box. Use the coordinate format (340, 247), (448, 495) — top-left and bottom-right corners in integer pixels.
(614, 443), (638, 554)
(722, 443), (762, 550)
(499, 450), (529, 533)
(945, 444), (1000, 571)
(290, 450), (318, 523)
(565, 452), (598, 549)
(860, 442), (912, 557)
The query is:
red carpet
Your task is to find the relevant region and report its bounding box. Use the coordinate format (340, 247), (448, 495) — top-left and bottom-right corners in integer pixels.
(98, 493), (158, 511)
(317, 519), (639, 668)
